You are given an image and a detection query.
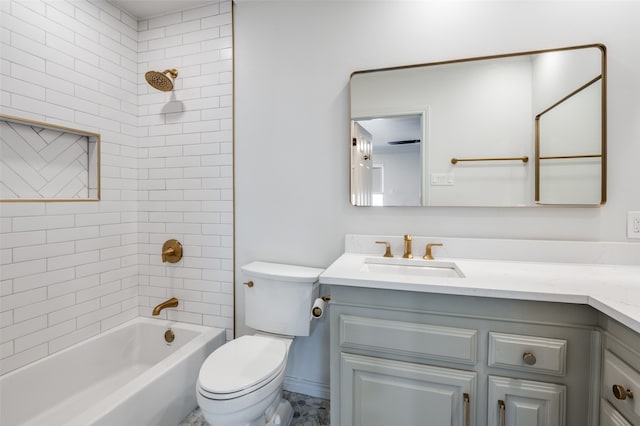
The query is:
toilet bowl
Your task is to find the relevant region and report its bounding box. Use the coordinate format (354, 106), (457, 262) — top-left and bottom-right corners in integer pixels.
(196, 261), (324, 426)
(196, 335), (293, 426)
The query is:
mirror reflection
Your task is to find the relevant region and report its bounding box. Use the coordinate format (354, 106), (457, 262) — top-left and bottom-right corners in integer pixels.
(350, 44), (606, 207)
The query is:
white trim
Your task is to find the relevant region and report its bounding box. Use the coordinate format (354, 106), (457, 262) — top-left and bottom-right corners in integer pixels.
(283, 375), (330, 400)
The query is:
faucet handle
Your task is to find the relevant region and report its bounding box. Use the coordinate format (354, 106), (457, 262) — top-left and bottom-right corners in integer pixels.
(402, 234), (413, 259)
(162, 239), (183, 263)
(423, 243), (443, 260)
(375, 241), (394, 258)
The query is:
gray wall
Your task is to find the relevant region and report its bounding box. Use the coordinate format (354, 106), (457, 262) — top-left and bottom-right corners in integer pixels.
(234, 1), (640, 395)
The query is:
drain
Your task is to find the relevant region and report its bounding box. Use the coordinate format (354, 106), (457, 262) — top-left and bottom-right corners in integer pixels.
(164, 328), (175, 343)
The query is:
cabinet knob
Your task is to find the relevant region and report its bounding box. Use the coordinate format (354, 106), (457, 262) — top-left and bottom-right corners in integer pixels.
(612, 384), (634, 400)
(522, 351), (537, 365)
(244, 281), (254, 288)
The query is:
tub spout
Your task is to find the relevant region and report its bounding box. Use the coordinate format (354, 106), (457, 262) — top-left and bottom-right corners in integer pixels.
(152, 297), (179, 316)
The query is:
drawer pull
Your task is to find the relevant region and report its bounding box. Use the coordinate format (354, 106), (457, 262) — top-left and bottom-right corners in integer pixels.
(612, 384), (634, 400)
(243, 281), (254, 288)
(522, 351), (537, 365)
(498, 399), (506, 426)
(463, 393), (470, 426)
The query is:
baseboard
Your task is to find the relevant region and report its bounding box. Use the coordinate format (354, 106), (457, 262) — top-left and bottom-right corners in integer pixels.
(283, 375), (330, 400)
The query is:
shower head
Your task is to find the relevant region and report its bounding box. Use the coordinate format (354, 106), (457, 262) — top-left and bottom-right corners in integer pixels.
(145, 69), (178, 92)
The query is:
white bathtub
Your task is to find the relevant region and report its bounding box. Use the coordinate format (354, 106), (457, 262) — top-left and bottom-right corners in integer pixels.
(0, 317), (225, 426)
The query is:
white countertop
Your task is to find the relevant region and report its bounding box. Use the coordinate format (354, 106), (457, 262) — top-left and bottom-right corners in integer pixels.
(320, 252), (640, 334)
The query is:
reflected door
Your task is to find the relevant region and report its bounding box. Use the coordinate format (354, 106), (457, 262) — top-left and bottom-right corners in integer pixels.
(351, 122), (373, 205)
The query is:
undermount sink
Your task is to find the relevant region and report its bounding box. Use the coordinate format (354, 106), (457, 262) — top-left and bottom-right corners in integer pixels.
(361, 257), (465, 278)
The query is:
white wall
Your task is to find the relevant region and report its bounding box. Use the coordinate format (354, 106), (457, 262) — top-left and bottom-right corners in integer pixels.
(532, 46), (602, 113)
(375, 147), (421, 206)
(234, 0), (640, 396)
(0, 0), (233, 375)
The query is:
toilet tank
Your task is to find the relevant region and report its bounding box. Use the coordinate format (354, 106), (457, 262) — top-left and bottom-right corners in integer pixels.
(241, 261), (324, 336)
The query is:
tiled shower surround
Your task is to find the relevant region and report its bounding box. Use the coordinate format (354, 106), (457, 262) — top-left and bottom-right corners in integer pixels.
(0, 0), (233, 375)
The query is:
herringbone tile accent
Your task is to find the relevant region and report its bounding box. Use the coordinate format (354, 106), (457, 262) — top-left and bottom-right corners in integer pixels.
(0, 120), (90, 199)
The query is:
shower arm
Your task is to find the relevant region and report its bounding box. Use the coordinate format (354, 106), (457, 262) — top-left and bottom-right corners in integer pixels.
(162, 69), (178, 78)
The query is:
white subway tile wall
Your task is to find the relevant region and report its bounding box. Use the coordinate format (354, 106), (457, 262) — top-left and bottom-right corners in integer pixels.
(0, 0), (233, 375)
(137, 0), (233, 336)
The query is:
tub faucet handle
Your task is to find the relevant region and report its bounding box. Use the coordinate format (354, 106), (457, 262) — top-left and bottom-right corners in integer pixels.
(423, 243), (443, 260)
(375, 241), (393, 258)
(162, 239), (183, 263)
(162, 247), (174, 262)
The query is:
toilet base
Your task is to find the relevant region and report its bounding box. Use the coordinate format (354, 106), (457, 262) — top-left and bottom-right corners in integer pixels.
(266, 399), (293, 426)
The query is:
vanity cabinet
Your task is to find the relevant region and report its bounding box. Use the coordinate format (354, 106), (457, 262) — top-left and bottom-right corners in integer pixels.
(600, 317), (640, 425)
(329, 286), (600, 426)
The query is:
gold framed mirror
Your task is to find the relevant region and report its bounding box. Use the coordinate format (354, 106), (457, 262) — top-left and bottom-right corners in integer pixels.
(350, 44), (606, 207)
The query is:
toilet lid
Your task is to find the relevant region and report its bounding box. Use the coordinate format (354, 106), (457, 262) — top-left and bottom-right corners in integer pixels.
(199, 335), (287, 395)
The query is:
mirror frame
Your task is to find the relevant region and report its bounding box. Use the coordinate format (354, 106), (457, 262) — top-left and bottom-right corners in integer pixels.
(349, 43), (606, 207)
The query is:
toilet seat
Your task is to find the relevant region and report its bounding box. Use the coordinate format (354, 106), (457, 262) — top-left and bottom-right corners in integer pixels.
(198, 335), (287, 400)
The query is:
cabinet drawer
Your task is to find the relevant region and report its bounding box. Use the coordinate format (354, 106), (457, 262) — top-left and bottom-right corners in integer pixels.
(340, 315), (477, 364)
(603, 350), (640, 419)
(488, 332), (567, 376)
(600, 399), (633, 426)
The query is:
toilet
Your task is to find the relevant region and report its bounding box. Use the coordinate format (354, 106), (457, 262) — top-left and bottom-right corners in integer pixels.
(196, 261), (324, 426)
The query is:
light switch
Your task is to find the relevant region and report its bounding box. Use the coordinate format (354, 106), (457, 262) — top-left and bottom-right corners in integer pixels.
(431, 173), (454, 186)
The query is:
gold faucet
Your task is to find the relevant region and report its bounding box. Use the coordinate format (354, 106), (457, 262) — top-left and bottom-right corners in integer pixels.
(375, 241), (394, 258)
(152, 297), (179, 316)
(424, 243), (443, 260)
(403, 234), (413, 259)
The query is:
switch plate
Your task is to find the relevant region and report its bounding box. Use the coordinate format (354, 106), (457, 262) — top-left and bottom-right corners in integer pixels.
(628, 211), (640, 239)
(431, 173), (454, 186)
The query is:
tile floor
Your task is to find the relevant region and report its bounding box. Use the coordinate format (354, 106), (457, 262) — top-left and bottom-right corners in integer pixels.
(179, 391), (330, 426)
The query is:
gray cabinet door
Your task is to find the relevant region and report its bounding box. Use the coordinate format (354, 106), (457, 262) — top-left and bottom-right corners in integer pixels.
(341, 352), (476, 426)
(487, 376), (566, 426)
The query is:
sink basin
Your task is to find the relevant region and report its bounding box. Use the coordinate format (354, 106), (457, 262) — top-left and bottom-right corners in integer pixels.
(361, 257), (464, 278)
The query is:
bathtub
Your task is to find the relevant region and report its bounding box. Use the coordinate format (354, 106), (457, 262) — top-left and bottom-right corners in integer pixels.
(0, 317), (225, 426)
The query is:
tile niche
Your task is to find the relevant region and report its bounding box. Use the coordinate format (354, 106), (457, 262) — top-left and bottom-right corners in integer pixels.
(0, 115), (100, 202)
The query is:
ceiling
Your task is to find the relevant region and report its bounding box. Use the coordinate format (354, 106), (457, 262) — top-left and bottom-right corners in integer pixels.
(111, 0), (211, 19)
(357, 115), (422, 149)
